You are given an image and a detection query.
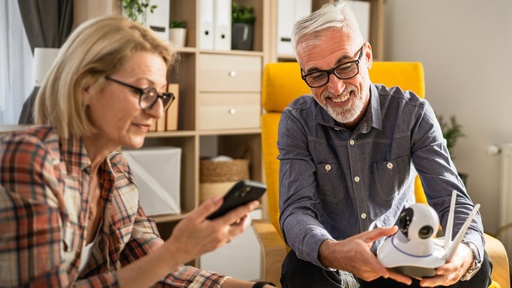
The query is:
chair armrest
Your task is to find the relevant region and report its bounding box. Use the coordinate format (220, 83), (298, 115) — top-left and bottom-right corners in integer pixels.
(485, 233), (510, 288)
(252, 219), (288, 287)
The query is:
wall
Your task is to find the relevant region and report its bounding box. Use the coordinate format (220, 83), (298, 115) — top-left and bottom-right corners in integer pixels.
(384, 0), (512, 233)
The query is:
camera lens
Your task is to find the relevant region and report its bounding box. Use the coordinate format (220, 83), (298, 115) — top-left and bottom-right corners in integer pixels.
(419, 225), (434, 239)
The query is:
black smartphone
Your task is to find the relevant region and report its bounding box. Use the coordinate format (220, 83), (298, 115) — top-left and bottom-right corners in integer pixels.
(206, 180), (267, 220)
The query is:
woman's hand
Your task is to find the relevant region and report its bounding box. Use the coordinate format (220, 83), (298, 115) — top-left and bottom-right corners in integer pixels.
(164, 195), (260, 264)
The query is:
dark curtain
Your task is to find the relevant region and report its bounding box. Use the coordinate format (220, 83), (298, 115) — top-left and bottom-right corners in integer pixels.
(17, 0), (74, 124)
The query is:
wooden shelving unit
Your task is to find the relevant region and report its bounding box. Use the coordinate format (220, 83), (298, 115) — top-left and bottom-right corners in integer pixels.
(72, 0), (385, 232)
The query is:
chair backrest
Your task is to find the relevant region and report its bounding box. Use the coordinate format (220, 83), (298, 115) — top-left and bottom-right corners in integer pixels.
(261, 61), (426, 240)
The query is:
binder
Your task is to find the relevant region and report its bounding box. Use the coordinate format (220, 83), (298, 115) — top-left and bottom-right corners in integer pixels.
(199, 0), (215, 49)
(213, 0), (232, 51)
(149, 84), (179, 132)
(277, 0), (311, 55)
(346, 0), (370, 42)
(146, 0), (170, 41)
(165, 84), (179, 131)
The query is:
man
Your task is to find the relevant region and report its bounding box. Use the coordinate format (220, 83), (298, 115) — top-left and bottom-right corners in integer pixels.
(277, 2), (491, 287)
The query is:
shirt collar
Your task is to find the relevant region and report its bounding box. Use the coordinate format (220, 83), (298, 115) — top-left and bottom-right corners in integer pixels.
(59, 135), (92, 175)
(369, 83), (383, 131)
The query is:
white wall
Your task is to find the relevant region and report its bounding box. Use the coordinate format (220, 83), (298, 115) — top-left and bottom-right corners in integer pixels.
(384, 0), (512, 233)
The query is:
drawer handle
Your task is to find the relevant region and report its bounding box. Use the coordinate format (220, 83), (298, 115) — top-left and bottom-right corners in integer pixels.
(228, 108), (236, 114)
(229, 70), (237, 77)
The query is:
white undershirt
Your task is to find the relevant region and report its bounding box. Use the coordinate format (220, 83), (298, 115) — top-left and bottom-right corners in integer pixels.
(79, 220), (103, 272)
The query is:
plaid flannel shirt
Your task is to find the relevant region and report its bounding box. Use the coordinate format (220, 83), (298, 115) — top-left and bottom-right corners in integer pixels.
(0, 125), (226, 287)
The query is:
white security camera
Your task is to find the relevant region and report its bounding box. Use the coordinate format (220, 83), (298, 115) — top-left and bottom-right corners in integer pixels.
(394, 203), (439, 257)
(377, 191), (480, 278)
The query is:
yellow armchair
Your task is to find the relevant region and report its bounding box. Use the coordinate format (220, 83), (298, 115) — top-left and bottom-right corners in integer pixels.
(254, 61), (510, 288)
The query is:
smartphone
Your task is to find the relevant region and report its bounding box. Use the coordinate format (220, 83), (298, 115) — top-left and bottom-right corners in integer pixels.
(206, 180), (267, 220)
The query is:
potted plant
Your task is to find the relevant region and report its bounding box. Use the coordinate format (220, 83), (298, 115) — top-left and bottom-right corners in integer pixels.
(121, 0), (158, 25)
(438, 114), (467, 184)
(438, 114), (465, 157)
(169, 20), (187, 48)
(231, 2), (256, 50)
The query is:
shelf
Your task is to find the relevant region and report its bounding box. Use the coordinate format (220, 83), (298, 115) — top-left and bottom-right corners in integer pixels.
(198, 128), (261, 136)
(199, 49), (265, 58)
(0, 125), (31, 134)
(151, 213), (186, 224)
(146, 130), (196, 138)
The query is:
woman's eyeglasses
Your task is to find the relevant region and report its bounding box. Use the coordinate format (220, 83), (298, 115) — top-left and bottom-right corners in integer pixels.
(105, 76), (175, 111)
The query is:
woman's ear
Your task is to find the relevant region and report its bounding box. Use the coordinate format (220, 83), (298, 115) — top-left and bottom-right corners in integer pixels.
(80, 76), (98, 106)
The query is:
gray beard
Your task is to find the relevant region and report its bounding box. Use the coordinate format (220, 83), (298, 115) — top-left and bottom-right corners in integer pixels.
(322, 89), (365, 124)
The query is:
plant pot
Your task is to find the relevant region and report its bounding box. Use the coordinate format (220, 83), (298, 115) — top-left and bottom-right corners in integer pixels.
(169, 28), (187, 48)
(231, 23), (253, 51)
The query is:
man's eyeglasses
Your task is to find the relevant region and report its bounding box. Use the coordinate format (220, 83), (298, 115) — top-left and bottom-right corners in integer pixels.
(105, 76), (175, 111)
(301, 44), (365, 88)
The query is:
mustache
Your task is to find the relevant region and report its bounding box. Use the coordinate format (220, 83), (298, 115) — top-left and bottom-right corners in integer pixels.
(322, 85), (357, 99)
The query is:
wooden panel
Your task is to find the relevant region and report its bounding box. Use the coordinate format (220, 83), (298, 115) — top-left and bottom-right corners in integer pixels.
(485, 234), (511, 288)
(198, 54), (262, 92)
(198, 92), (260, 130)
(252, 220), (288, 287)
(74, 0), (121, 28)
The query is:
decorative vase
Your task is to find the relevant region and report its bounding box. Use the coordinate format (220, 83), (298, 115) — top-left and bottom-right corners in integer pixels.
(231, 23), (253, 51)
(169, 28), (187, 48)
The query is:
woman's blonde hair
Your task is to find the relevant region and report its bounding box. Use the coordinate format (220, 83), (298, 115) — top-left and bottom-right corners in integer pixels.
(35, 15), (177, 138)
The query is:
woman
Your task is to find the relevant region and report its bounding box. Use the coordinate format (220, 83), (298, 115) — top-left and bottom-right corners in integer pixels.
(0, 16), (274, 288)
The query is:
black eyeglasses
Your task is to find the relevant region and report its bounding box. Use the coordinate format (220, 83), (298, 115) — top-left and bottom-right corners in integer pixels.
(301, 44), (365, 88)
(105, 76), (175, 111)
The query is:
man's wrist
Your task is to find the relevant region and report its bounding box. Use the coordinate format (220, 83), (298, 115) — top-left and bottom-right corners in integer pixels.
(318, 239), (336, 269)
(460, 240), (482, 281)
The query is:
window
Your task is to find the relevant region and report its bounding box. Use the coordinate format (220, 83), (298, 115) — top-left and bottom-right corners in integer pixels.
(0, 0), (33, 124)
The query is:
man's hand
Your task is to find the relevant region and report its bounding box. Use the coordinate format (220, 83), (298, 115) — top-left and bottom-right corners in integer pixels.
(318, 226), (412, 285)
(418, 243), (473, 287)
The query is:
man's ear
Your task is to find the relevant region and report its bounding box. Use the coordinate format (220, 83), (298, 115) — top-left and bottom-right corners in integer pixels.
(365, 42), (373, 70)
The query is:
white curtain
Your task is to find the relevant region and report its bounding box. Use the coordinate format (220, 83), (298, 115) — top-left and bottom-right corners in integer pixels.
(0, 0), (33, 124)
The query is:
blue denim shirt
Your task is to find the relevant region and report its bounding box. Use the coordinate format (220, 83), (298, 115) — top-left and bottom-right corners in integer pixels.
(277, 84), (484, 268)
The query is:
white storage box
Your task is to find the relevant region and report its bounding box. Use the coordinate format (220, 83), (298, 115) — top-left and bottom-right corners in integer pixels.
(122, 147), (181, 216)
(200, 208), (262, 280)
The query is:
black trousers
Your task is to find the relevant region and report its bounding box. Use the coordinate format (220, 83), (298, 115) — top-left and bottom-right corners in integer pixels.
(281, 250), (493, 288)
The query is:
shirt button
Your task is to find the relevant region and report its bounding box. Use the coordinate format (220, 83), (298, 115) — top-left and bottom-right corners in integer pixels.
(354, 176), (360, 182)
(361, 213), (367, 219)
(387, 162), (393, 169)
(349, 139), (355, 145)
(325, 164), (331, 171)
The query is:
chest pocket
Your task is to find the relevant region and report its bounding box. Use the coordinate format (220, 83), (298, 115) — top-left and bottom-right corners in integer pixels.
(315, 163), (346, 201)
(371, 155), (411, 200)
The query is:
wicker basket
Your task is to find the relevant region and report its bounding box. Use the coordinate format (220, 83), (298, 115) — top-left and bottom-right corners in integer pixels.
(200, 159), (249, 183)
(199, 182), (237, 203)
(199, 158), (250, 203)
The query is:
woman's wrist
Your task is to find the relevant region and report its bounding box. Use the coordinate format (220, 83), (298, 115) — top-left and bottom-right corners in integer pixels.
(252, 281), (276, 288)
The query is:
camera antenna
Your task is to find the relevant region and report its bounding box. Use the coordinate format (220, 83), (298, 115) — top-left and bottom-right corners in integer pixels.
(444, 190), (480, 261)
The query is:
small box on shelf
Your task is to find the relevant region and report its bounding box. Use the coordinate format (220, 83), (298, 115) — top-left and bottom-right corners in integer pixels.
(123, 146), (182, 216)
